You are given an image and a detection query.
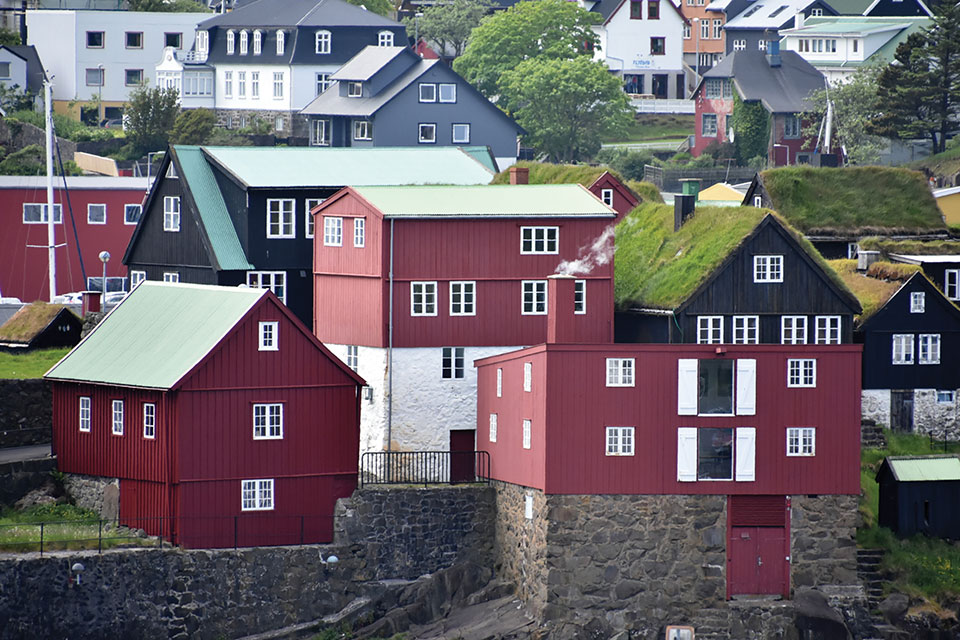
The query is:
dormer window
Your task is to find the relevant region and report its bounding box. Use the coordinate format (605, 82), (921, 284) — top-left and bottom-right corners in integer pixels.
(348, 81), (362, 97)
(378, 30), (393, 46)
(315, 30), (331, 54)
(226, 30), (235, 54)
(253, 30), (262, 55)
(240, 30), (248, 55)
(196, 30), (208, 53)
(276, 29), (285, 55)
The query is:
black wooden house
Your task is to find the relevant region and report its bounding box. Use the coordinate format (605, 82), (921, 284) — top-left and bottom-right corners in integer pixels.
(122, 145), (496, 326)
(877, 456), (960, 539)
(0, 302), (82, 351)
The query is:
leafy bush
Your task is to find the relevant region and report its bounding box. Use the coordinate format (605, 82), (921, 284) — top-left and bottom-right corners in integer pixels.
(207, 127), (253, 146)
(171, 108), (216, 145)
(594, 147), (655, 181)
(238, 116), (273, 136)
(0, 144), (80, 176)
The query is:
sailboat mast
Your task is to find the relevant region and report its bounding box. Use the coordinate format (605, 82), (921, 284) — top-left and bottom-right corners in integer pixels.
(44, 78), (56, 301)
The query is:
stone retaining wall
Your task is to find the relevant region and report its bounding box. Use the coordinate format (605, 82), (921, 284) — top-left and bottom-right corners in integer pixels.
(791, 494), (859, 589)
(0, 457), (56, 507)
(491, 481), (548, 614)
(0, 379), (52, 447)
(63, 474), (119, 520)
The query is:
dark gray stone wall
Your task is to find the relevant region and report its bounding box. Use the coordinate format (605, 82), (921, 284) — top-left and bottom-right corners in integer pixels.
(491, 481), (548, 614)
(0, 379), (52, 447)
(0, 457), (56, 507)
(63, 474), (119, 520)
(791, 493), (859, 589)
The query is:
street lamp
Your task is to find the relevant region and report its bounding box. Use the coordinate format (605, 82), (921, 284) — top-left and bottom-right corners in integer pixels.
(414, 12), (423, 49)
(97, 63), (103, 126)
(693, 18), (700, 87)
(99, 250), (110, 308)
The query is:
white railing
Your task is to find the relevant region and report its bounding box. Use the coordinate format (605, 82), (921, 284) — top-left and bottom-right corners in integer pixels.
(630, 98), (695, 114)
(179, 51), (208, 64)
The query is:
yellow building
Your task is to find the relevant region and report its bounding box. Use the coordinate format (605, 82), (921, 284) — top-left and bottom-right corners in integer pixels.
(697, 182), (746, 207)
(934, 186), (960, 226)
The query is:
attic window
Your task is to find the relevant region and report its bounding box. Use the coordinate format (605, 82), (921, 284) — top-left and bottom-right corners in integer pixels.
(227, 29), (235, 54)
(741, 4), (763, 17)
(276, 30), (285, 55)
(259, 321), (279, 351)
(911, 292), (925, 313)
(378, 30), (394, 46)
(253, 30), (262, 55)
(348, 81), (362, 98)
(240, 30), (248, 55)
(315, 30), (331, 55)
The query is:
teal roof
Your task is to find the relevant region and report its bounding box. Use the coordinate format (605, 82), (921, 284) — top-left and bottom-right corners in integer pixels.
(45, 282), (267, 389)
(174, 146), (253, 271)
(869, 18), (930, 65)
(200, 146), (496, 188)
(884, 456), (960, 482)
(350, 184), (617, 217)
(787, 18), (912, 34)
(460, 146), (499, 173)
(823, 0), (873, 15)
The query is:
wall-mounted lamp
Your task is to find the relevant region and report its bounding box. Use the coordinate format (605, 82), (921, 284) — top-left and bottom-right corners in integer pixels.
(319, 552), (339, 565)
(70, 561), (85, 586)
(715, 346), (727, 355)
(363, 386), (373, 402)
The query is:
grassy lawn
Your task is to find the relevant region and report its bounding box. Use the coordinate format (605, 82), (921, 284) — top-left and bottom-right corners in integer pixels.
(907, 145), (960, 178)
(0, 504), (153, 552)
(0, 348), (70, 379)
(603, 114), (694, 144)
(860, 430), (960, 602)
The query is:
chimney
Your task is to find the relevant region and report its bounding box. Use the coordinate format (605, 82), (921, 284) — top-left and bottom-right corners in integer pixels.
(766, 39), (782, 67)
(547, 274), (578, 344)
(857, 250), (880, 272)
(509, 166), (529, 185)
(794, 10), (804, 29)
(19, 0), (27, 45)
(674, 195), (696, 231)
(82, 290), (101, 315)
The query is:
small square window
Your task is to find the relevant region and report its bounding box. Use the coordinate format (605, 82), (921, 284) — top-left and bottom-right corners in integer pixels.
(87, 31), (104, 48)
(697, 316), (723, 344)
(353, 120), (372, 141)
(439, 83), (456, 103)
(787, 358), (816, 387)
(419, 83), (436, 102)
(814, 316), (840, 344)
(163, 272), (180, 283)
(126, 31), (143, 48)
(124, 204), (142, 225)
(787, 427), (815, 456)
(606, 358), (635, 387)
(606, 426), (635, 456)
(754, 255), (783, 282)
(418, 123), (436, 144)
(324, 216), (343, 246)
(259, 321), (278, 351)
(442, 347), (465, 379)
(125, 69), (143, 87)
(348, 81), (362, 97)
(130, 271), (146, 288)
(732, 316), (758, 344)
(601, 189), (614, 206)
(452, 123), (470, 144)
(450, 281), (476, 315)
(241, 479), (274, 510)
(650, 37), (665, 55)
(165, 32), (182, 49)
(781, 316), (807, 345)
(85, 67), (104, 87)
(87, 203), (106, 225)
(911, 292), (925, 313)
(411, 281), (437, 316)
(521, 280), (547, 315)
(253, 403), (283, 439)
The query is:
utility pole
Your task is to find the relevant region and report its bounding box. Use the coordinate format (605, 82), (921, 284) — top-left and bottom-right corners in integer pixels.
(45, 78), (57, 301)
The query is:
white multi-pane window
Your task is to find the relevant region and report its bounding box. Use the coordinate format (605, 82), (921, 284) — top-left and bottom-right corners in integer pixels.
(315, 30), (331, 54)
(240, 30), (248, 55)
(87, 203), (106, 224)
(346, 345), (359, 372)
(143, 403), (156, 439)
(701, 20), (709, 38)
(606, 358), (635, 387)
(786, 427), (815, 456)
(521, 280), (547, 314)
(489, 414), (498, 442)
(273, 72), (284, 98)
(442, 347), (465, 379)
(378, 30), (393, 46)
(130, 271), (146, 287)
(250, 71), (259, 98)
(241, 479), (274, 511)
(163, 272), (179, 283)
(733, 39), (746, 50)
(323, 216), (343, 246)
(253, 30), (261, 55)
(196, 29), (208, 53)
(246, 271), (286, 304)
(520, 227), (559, 254)
(701, 114), (718, 137)
(574, 280), (586, 314)
(919, 334), (941, 364)
(787, 358), (816, 387)
(892, 334), (914, 364)
(316, 72), (331, 96)
(496, 368), (502, 398)
(79, 397), (91, 432)
(253, 403), (283, 439)
(411, 281), (437, 316)
(606, 426), (635, 456)
(353, 120), (372, 140)
(266, 199), (295, 238)
(781, 316), (807, 344)
(353, 218), (365, 247)
(601, 189), (614, 206)
(450, 281), (476, 315)
(238, 71), (246, 97)
(304, 198), (323, 238)
(754, 255), (783, 282)
(732, 315), (759, 344)
(697, 316), (723, 344)
(523, 362), (532, 392)
(111, 400), (124, 435)
(946, 270), (959, 300)
(124, 204), (141, 225)
(23, 203), (63, 224)
(713, 18), (722, 38)
(911, 292), (925, 313)
(224, 70), (233, 97)
(259, 321), (278, 351)
(276, 29), (285, 55)
(226, 29), (235, 54)
(522, 419), (531, 449)
(163, 196), (180, 231)
(815, 316), (841, 344)
(311, 119), (331, 146)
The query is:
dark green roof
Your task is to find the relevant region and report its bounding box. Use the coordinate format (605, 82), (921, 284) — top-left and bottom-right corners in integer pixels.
(758, 167), (944, 234)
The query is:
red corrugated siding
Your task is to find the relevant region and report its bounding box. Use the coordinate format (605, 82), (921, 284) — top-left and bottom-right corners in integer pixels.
(477, 344), (861, 496)
(588, 176), (637, 221)
(119, 479), (173, 538)
(1, 185), (144, 301)
(314, 275), (385, 346)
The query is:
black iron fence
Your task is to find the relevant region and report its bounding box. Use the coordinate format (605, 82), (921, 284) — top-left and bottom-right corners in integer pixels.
(360, 450), (491, 487)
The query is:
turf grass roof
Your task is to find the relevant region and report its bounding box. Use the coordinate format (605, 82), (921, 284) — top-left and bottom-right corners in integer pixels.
(490, 161), (662, 203)
(0, 303), (77, 344)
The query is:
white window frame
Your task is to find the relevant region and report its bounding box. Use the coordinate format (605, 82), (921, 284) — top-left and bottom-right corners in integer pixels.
(523, 362), (532, 392)
(606, 358), (635, 387)
(489, 413), (498, 443)
(79, 396), (91, 432)
(450, 281), (476, 316)
(87, 203), (106, 225)
(163, 196), (180, 232)
(521, 280), (548, 315)
(246, 271), (286, 305)
(323, 216), (343, 246)
(315, 30), (331, 54)
(781, 316), (807, 345)
(701, 113), (718, 137)
(347, 81), (362, 97)
(892, 333), (914, 365)
(452, 123), (470, 144)
(911, 292), (925, 313)
(732, 315), (758, 344)
(266, 199), (295, 238)
(814, 315), (841, 345)
(23, 203), (63, 224)
(497, 368), (502, 398)
(574, 280), (586, 314)
(438, 83), (457, 103)
(733, 39), (746, 51)
(353, 120), (372, 141)
(847, 242), (859, 259)
(226, 29), (235, 54)
(253, 403), (283, 439)
(786, 427), (815, 456)
(272, 71), (284, 99)
(378, 30), (394, 46)
(419, 83), (436, 102)
(305, 198), (324, 238)
(241, 479), (274, 511)
(937, 390), (956, 404)
(346, 345), (359, 372)
(522, 419), (531, 449)
(418, 123), (436, 144)
(124, 203), (141, 225)
(754, 255), (783, 282)
(442, 346), (465, 379)
(697, 316), (723, 344)
(130, 270), (146, 288)
(143, 403), (156, 439)
(311, 118), (331, 146)
(353, 217), (365, 247)
(111, 400), (124, 436)
(162, 272), (179, 283)
(259, 321), (278, 351)
(253, 29), (262, 55)
(601, 188), (614, 206)
(239, 30), (248, 55)
(606, 426), (635, 456)
(411, 281), (437, 316)
(276, 29), (285, 55)
(946, 269), (959, 301)
(316, 72), (331, 96)
(787, 358), (816, 388)
(919, 334), (941, 365)
(520, 226), (558, 254)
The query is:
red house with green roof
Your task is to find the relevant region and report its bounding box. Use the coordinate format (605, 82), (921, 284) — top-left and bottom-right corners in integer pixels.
(45, 282), (364, 549)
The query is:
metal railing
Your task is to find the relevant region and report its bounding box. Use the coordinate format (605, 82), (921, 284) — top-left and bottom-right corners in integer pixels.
(630, 97), (695, 114)
(360, 450), (491, 487)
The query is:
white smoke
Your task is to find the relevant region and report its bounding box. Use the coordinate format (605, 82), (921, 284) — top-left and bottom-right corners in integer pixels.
(554, 224), (616, 276)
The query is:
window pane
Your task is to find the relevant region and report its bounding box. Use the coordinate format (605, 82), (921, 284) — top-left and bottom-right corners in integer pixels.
(697, 428), (733, 480)
(699, 360), (733, 414)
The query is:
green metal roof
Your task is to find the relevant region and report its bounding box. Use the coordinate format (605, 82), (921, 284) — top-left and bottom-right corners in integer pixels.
(460, 146), (499, 173)
(868, 19), (930, 65)
(885, 456), (960, 482)
(174, 146), (253, 271)
(200, 146), (495, 188)
(823, 0), (873, 15)
(788, 18), (910, 33)
(350, 184), (617, 217)
(44, 282), (267, 390)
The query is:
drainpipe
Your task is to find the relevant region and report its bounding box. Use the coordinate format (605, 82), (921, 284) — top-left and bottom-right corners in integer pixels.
(387, 218), (394, 454)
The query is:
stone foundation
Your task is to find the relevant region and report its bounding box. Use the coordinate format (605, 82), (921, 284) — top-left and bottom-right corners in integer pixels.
(790, 494), (859, 589)
(913, 389), (960, 439)
(215, 108), (293, 135)
(861, 390), (891, 429)
(491, 481), (548, 614)
(63, 474), (119, 519)
(0, 379), (52, 447)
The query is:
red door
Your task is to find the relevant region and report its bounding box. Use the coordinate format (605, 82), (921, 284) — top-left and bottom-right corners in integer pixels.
(728, 495), (789, 598)
(449, 429), (476, 483)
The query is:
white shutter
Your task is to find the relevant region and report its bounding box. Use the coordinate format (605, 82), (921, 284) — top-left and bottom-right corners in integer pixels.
(735, 427), (756, 481)
(677, 359), (698, 415)
(736, 358), (757, 416)
(677, 427), (698, 482)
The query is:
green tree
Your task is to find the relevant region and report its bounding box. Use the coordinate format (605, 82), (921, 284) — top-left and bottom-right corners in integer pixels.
(170, 108), (216, 145)
(452, 0), (600, 99)
(730, 93), (769, 165)
(500, 57), (632, 162)
(802, 65), (885, 165)
(127, 0), (211, 12)
(125, 85), (180, 155)
(0, 27), (20, 46)
(403, 0), (492, 58)
(343, 0), (395, 18)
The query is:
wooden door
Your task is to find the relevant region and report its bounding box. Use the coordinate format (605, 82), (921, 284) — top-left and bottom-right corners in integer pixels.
(728, 526), (787, 597)
(652, 74), (668, 99)
(449, 429), (476, 483)
(891, 390), (914, 432)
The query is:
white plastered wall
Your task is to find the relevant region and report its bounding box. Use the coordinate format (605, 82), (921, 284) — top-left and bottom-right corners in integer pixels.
(861, 389), (890, 429)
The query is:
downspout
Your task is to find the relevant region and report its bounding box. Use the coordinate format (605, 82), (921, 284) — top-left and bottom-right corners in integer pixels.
(387, 218), (394, 454)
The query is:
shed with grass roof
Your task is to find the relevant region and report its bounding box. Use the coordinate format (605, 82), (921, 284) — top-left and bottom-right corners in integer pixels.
(877, 455), (960, 539)
(45, 282), (364, 549)
(614, 202), (861, 343)
(0, 302), (81, 351)
(743, 166), (948, 259)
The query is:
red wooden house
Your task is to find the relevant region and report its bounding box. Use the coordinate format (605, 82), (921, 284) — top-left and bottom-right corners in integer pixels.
(311, 184), (617, 456)
(0, 176), (149, 302)
(45, 282), (364, 549)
